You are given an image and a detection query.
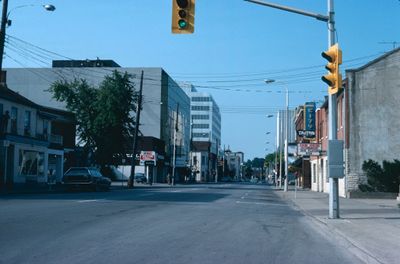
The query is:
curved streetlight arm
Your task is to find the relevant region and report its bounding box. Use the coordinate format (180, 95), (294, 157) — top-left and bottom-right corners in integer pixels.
(0, 1), (55, 74)
(7, 4), (55, 18)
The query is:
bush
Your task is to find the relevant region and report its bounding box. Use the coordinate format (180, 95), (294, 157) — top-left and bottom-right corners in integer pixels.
(358, 184), (374, 192)
(361, 159), (400, 192)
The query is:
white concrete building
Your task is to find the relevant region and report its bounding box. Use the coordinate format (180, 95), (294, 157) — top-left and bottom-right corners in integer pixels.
(181, 83), (222, 182)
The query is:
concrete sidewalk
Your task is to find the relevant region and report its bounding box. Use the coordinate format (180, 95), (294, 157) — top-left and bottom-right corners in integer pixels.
(276, 188), (400, 264)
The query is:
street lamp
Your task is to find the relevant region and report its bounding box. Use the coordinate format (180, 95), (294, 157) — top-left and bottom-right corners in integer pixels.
(265, 79), (289, 192)
(0, 1), (56, 74)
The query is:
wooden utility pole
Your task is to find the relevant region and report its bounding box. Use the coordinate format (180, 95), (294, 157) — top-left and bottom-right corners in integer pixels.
(128, 71), (144, 188)
(172, 103), (179, 186)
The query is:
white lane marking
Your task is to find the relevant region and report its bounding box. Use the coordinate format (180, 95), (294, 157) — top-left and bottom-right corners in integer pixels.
(137, 193), (154, 197)
(236, 201), (289, 207)
(240, 192), (250, 199)
(77, 199), (100, 203)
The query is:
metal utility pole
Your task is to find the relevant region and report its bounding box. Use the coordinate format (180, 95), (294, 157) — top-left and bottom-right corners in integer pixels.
(222, 145), (225, 178)
(283, 86), (289, 192)
(172, 103), (179, 186)
(279, 112), (283, 189)
(327, 0), (340, 219)
(215, 138), (219, 183)
(245, 0), (340, 219)
(128, 70), (144, 188)
(274, 128), (278, 187)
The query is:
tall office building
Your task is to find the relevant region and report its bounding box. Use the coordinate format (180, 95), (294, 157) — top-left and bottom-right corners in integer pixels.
(181, 83), (221, 154)
(181, 83), (222, 182)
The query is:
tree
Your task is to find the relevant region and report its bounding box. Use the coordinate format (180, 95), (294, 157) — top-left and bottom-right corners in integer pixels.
(252, 158), (265, 169)
(49, 71), (136, 171)
(264, 152), (276, 167)
(361, 159), (400, 192)
(244, 159), (253, 178)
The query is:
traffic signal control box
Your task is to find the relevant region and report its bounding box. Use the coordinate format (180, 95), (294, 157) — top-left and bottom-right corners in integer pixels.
(172, 0), (195, 34)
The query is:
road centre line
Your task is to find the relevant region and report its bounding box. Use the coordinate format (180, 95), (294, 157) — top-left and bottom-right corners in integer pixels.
(77, 199), (100, 203)
(236, 201), (289, 207)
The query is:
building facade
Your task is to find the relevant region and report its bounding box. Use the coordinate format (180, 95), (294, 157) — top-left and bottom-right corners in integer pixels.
(0, 85), (75, 190)
(344, 48), (400, 195)
(181, 83), (222, 182)
(5, 61), (191, 182)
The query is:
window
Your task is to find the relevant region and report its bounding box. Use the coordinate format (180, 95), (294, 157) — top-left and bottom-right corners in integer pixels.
(313, 164), (316, 183)
(24, 110), (31, 136)
(201, 155), (205, 165)
(192, 97), (210, 102)
(19, 150), (44, 176)
(192, 124), (209, 129)
(192, 105), (210, 111)
(43, 120), (49, 140)
(193, 133), (209, 138)
(192, 115), (209, 120)
(11, 107), (18, 134)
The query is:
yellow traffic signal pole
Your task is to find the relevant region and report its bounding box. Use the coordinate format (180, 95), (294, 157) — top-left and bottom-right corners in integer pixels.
(245, 0), (341, 219)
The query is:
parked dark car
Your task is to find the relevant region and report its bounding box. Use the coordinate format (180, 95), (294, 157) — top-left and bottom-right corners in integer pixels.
(134, 173), (147, 183)
(63, 167), (111, 191)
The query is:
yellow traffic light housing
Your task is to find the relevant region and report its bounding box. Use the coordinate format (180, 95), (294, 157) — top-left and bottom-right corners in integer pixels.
(321, 43), (342, 95)
(172, 0), (195, 34)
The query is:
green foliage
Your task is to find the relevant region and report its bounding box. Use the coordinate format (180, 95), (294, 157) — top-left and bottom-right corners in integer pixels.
(264, 152), (276, 167)
(251, 157), (265, 168)
(361, 159), (400, 192)
(244, 159), (253, 177)
(49, 71), (136, 168)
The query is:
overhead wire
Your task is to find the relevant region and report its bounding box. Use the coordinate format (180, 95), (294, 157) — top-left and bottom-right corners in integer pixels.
(3, 34), (394, 97)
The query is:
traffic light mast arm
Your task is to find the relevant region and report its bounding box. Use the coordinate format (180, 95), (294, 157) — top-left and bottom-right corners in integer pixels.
(244, 0), (329, 22)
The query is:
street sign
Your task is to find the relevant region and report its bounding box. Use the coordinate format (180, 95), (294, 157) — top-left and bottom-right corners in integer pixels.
(140, 151), (157, 166)
(297, 130), (316, 138)
(297, 143), (321, 156)
(144, 160), (155, 166)
(304, 102), (316, 131)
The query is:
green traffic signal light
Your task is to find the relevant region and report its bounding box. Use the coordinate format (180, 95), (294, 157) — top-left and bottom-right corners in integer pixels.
(178, 19), (187, 29)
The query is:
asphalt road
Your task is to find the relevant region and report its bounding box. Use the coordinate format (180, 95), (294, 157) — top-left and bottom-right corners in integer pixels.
(0, 183), (364, 264)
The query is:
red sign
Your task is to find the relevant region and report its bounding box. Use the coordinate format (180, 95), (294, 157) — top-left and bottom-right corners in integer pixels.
(297, 143), (321, 156)
(140, 151), (156, 161)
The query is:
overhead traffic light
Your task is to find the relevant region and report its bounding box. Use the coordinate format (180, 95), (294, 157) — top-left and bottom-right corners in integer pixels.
(172, 0), (195, 34)
(321, 43), (342, 95)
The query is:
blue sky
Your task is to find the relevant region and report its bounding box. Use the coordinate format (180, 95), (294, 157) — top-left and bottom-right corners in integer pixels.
(4, 0), (400, 160)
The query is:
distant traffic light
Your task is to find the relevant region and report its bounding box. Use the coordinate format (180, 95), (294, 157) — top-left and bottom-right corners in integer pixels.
(321, 43), (342, 95)
(172, 0), (195, 34)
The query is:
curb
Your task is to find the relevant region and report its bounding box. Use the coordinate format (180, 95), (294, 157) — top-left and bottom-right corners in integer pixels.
(280, 193), (385, 264)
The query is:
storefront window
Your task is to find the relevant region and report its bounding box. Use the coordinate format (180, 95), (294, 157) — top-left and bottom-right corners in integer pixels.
(24, 111), (31, 136)
(19, 150), (45, 176)
(11, 107), (18, 134)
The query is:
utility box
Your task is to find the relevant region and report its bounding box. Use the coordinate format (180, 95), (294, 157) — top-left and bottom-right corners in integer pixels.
(328, 140), (344, 178)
